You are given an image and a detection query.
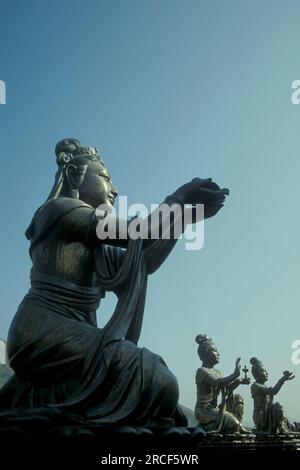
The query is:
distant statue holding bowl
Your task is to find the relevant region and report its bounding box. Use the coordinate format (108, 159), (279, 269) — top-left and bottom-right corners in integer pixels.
(250, 357), (297, 434)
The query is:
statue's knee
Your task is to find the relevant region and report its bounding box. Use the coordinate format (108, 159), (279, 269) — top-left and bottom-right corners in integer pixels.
(226, 413), (240, 432)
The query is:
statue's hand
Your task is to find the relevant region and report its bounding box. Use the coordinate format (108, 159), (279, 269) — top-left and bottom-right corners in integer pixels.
(234, 357), (241, 378)
(282, 370), (295, 381)
(172, 178), (229, 206)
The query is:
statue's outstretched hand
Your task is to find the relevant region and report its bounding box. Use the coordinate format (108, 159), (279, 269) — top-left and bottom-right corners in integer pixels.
(172, 178), (229, 220)
(234, 357), (241, 378)
(282, 370), (295, 381)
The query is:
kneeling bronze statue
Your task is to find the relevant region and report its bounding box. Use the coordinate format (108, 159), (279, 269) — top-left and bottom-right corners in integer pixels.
(0, 138), (229, 428)
(250, 357), (297, 434)
(195, 334), (250, 433)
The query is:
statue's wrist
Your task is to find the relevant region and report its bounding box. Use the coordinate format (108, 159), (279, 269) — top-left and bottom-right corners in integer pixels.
(165, 194), (185, 209)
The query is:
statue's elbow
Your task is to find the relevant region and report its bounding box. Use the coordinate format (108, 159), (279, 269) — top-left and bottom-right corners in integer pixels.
(146, 262), (159, 275)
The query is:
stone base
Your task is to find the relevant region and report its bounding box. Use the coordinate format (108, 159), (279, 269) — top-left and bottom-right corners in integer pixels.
(1, 412), (300, 466)
(1, 424), (300, 463)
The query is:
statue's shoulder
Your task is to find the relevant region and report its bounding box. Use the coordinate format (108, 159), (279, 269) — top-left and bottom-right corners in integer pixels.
(26, 198), (93, 244)
(34, 197), (92, 225)
(196, 367), (215, 382)
(43, 197), (92, 215)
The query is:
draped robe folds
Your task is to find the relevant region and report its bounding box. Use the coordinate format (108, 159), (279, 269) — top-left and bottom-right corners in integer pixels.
(0, 198), (186, 426)
(195, 368), (239, 433)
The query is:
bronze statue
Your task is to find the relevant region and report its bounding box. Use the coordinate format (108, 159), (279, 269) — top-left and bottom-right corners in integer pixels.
(0, 138), (229, 427)
(195, 335), (249, 433)
(250, 357), (296, 434)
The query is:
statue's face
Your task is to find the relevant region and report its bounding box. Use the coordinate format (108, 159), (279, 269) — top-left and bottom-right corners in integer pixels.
(257, 368), (268, 383)
(79, 161), (118, 208)
(205, 346), (220, 366)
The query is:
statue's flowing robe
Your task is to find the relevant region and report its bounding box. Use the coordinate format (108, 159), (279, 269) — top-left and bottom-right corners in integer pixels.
(195, 367), (238, 432)
(0, 198), (185, 426)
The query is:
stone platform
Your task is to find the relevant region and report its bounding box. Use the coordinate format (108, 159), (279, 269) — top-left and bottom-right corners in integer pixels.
(1, 412), (300, 467)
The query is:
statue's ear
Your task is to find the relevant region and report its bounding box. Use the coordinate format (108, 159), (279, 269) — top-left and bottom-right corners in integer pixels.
(65, 164), (88, 198)
(66, 164), (88, 189)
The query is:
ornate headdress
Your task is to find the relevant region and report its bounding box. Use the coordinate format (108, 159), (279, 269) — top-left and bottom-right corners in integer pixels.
(25, 138), (104, 240)
(46, 138), (104, 201)
(250, 357), (265, 379)
(55, 138), (103, 166)
(195, 334), (215, 358)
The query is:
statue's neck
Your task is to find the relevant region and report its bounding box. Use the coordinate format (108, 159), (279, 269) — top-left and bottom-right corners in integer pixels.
(202, 361), (215, 369)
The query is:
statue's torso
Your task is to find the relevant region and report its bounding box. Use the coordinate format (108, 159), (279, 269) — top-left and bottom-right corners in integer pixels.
(251, 382), (270, 411)
(29, 197), (100, 288)
(31, 233), (99, 288)
(196, 367), (221, 407)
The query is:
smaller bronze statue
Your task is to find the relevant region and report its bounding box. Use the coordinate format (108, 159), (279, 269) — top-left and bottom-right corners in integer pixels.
(195, 335), (250, 433)
(250, 357), (296, 434)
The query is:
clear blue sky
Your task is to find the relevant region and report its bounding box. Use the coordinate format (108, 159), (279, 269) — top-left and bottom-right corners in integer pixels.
(0, 0), (300, 424)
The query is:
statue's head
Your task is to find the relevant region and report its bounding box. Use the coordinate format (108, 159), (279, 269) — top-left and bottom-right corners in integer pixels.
(48, 138), (118, 208)
(250, 357), (268, 383)
(195, 334), (220, 366)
